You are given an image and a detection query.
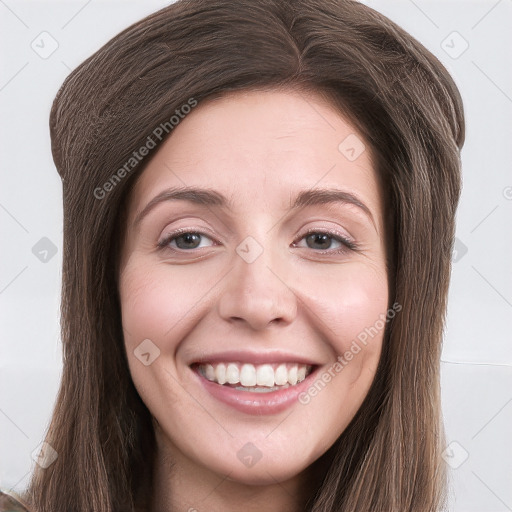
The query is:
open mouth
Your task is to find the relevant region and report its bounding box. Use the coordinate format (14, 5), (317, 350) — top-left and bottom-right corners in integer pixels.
(191, 361), (316, 393)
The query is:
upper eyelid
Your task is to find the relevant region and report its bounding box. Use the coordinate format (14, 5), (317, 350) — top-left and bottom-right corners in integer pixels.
(298, 226), (354, 242)
(159, 227), (354, 248)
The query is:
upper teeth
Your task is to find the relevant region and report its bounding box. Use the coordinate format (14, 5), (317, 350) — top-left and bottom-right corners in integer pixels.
(197, 362), (312, 387)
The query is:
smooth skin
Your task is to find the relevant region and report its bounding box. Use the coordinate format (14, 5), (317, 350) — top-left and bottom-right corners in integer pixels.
(118, 88), (389, 512)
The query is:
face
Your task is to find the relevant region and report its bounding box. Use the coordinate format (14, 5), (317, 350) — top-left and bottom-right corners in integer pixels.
(118, 89), (389, 486)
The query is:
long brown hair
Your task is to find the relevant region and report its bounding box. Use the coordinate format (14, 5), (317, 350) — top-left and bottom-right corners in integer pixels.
(25, 0), (465, 510)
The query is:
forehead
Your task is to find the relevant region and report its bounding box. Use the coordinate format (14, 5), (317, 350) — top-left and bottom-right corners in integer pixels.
(127, 88), (384, 224)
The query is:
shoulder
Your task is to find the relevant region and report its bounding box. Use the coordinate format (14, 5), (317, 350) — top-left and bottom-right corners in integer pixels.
(0, 490), (31, 512)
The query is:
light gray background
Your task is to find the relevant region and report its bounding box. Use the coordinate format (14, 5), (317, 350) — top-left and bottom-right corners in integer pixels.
(1, 1), (511, 510)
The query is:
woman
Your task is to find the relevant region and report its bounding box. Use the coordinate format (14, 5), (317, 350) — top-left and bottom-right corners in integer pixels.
(6, 0), (464, 510)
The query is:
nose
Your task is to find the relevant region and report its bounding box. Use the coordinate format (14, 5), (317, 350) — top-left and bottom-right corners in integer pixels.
(217, 246), (298, 331)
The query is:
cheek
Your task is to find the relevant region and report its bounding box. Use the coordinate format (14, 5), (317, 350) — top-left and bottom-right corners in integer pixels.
(118, 260), (205, 409)
(303, 263), (388, 378)
(119, 259), (212, 349)
(294, 264), (388, 445)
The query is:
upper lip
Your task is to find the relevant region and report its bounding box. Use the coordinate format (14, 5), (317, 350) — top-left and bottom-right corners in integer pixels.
(189, 350), (321, 367)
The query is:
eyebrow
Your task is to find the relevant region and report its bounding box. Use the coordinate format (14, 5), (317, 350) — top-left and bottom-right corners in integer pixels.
(133, 186), (376, 230)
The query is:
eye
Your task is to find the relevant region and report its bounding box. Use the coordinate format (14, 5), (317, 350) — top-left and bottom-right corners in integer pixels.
(157, 228), (357, 254)
(293, 229), (357, 253)
(157, 229), (216, 251)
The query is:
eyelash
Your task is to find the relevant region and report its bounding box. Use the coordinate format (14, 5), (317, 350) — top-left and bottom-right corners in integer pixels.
(157, 227), (358, 255)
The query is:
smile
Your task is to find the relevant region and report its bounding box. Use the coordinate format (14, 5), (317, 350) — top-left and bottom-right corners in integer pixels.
(190, 359), (320, 415)
(194, 362), (314, 391)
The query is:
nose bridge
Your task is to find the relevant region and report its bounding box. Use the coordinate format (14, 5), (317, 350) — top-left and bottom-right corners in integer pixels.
(217, 233), (297, 330)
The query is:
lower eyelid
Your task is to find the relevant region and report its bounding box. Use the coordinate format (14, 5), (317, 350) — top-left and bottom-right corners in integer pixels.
(294, 237), (343, 249)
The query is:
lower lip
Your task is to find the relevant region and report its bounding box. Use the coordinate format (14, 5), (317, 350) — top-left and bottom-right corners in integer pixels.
(191, 365), (320, 415)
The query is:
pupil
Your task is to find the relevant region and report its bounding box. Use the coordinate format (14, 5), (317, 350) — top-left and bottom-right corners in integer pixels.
(308, 233), (330, 250)
(178, 233), (200, 249)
